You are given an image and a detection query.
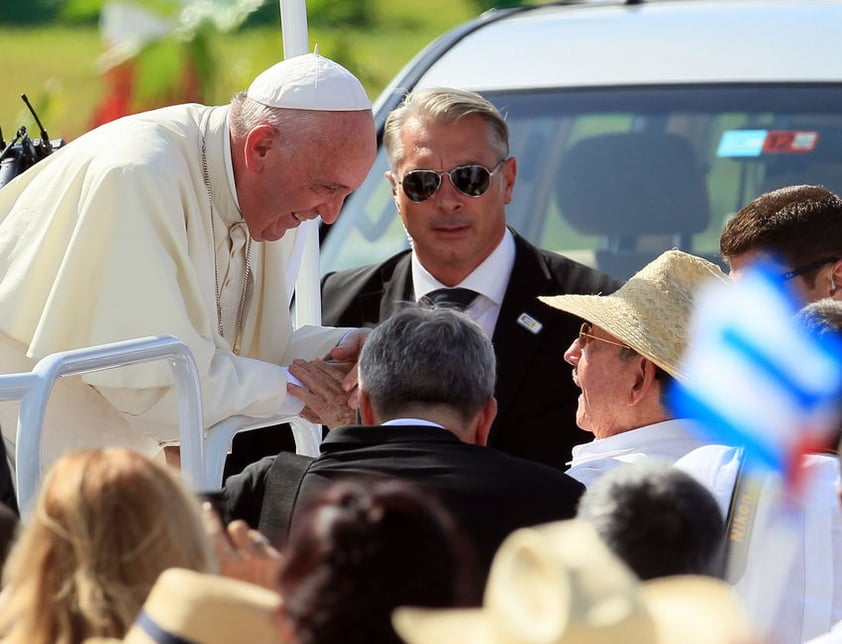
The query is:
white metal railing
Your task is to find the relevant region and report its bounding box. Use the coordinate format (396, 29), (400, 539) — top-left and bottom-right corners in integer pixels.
(0, 335), (204, 516)
(0, 334), (322, 517)
(278, 0), (326, 459)
(0, 0), (329, 517)
(203, 413), (320, 489)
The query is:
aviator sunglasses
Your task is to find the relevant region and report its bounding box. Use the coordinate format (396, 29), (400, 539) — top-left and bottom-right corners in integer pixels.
(578, 322), (631, 350)
(398, 159), (507, 203)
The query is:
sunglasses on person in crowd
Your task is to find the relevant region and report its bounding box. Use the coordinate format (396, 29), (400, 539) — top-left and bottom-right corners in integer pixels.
(577, 322), (631, 350)
(780, 256), (840, 281)
(398, 159), (507, 202)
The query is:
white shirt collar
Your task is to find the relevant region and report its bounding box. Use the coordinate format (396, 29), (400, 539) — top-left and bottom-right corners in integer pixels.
(381, 418), (447, 430)
(411, 228), (515, 305)
(569, 418), (703, 465)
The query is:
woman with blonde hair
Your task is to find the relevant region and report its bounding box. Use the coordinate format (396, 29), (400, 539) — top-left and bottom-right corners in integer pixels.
(0, 447), (215, 643)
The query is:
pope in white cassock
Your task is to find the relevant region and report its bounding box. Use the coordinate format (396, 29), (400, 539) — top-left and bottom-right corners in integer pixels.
(0, 53), (376, 468)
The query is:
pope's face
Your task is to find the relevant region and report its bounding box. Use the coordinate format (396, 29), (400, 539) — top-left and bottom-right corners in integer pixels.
(240, 110), (376, 242)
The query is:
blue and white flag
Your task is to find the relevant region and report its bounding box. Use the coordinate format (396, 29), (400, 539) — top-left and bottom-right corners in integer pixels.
(668, 260), (842, 484)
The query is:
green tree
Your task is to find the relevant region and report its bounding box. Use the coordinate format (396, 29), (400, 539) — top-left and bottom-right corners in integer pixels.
(61, 0), (264, 124)
(0, 0), (59, 25)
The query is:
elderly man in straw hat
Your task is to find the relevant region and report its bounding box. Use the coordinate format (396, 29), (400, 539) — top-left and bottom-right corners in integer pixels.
(539, 249), (729, 486)
(392, 519), (751, 644)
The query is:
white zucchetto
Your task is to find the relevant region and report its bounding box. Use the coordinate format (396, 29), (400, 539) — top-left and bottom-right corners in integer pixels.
(246, 52), (371, 112)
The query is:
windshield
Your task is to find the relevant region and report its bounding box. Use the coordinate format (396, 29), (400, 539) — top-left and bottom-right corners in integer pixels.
(321, 84), (842, 280)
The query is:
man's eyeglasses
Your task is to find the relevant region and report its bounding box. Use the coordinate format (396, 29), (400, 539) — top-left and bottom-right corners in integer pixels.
(398, 160), (506, 203)
(578, 322), (631, 350)
(780, 257), (840, 281)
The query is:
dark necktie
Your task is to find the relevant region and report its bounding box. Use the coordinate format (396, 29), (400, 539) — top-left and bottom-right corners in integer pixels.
(419, 287), (480, 311)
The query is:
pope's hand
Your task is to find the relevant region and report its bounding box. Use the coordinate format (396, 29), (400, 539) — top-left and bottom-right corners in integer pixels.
(287, 358), (357, 429)
(325, 327), (371, 407)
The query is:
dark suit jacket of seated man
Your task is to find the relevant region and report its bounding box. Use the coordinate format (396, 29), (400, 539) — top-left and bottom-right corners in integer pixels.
(225, 306), (585, 582)
(320, 87), (620, 470)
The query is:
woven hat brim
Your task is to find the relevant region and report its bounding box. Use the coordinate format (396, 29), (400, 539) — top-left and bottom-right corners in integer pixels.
(642, 576), (750, 644)
(122, 569), (284, 644)
(392, 577), (747, 644)
(541, 250), (729, 383)
(392, 608), (493, 644)
(540, 293), (687, 381)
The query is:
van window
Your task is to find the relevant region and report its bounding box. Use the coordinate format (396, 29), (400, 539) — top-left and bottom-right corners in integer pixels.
(322, 84), (842, 280)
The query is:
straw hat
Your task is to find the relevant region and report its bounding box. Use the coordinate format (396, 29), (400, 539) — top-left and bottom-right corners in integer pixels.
(393, 520), (749, 644)
(85, 568), (285, 644)
(540, 250), (727, 381)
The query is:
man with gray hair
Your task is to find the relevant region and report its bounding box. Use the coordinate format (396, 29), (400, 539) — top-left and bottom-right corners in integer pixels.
(224, 305), (585, 580)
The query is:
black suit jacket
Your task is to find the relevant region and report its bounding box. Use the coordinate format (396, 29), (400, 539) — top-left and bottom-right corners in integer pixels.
(321, 229), (622, 468)
(226, 424), (585, 582)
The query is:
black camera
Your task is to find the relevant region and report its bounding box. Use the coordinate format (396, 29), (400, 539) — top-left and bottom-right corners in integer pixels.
(0, 94), (66, 190)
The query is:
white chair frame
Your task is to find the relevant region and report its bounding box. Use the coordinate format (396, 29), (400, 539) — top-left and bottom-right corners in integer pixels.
(0, 335), (322, 517)
(203, 414), (320, 490)
(0, 335), (204, 517)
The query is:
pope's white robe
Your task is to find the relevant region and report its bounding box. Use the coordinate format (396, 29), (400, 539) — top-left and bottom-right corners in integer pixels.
(0, 104), (347, 467)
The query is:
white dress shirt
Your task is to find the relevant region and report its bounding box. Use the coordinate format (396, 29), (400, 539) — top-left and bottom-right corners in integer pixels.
(565, 418), (710, 487)
(412, 228), (515, 338)
(809, 620), (842, 644)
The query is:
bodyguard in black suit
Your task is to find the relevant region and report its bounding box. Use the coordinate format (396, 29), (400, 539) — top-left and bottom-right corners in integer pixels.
(321, 88), (620, 469)
(226, 306), (584, 581)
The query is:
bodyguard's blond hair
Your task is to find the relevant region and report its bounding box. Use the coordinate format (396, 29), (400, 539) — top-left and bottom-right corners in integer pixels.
(383, 87), (509, 170)
(0, 447), (215, 644)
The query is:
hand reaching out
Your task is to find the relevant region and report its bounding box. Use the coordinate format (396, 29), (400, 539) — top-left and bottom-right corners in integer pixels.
(326, 327), (371, 405)
(202, 502), (283, 592)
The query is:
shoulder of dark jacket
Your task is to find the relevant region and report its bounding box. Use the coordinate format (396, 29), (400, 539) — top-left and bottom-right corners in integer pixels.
(509, 227), (624, 295)
(321, 249), (413, 296)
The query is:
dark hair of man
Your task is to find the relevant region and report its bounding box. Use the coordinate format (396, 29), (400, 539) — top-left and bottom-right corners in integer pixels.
(358, 306), (496, 423)
(278, 477), (480, 644)
(720, 185), (842, 288)
(577, 462), (725, 580)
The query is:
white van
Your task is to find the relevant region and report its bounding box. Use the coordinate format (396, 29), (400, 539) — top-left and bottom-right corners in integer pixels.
(321, 0), (842, 280)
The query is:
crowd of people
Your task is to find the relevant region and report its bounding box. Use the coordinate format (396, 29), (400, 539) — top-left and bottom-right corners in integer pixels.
(0, 49), (838, 644)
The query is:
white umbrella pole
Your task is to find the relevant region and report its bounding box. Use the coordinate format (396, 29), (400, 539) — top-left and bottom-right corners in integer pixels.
(279, 0), (321, 328)
(280, 0), (309, 57)
(278, 0), (322, 458)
